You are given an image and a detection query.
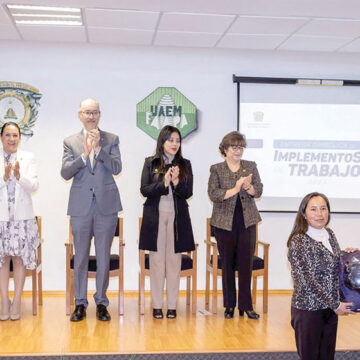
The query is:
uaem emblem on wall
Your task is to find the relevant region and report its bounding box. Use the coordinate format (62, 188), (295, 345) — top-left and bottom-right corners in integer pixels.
(0, 81), (42, 137)
(137, 87), (197, 139)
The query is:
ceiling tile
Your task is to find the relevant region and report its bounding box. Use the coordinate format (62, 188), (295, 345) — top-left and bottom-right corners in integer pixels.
(155, 31), (221, 47)
(0, 24), (20, 40)
(159, 12), (235, 33)
(297, 19), (360, 37)
(88, 27), (153, 45)
(85, 9), (159, 30)
(0, 5), (12, 25)
(218, 33), (287, 50)
(338, 38), (360, 53)
(237, 0), (360, 19)
(17, 25), (86, 42)
(229, 16), (308, 35)
(278, 35), (353, 52)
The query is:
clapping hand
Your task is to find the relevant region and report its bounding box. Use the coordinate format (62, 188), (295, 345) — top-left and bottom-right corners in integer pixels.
(164, 167), (172, 187)
(235, 174), (252, 193)
(242, 174), (253, 191)
(88, 129), (100, 152)
(13, 161), (20, 180)
(83, 133), (92, 158)
(4, 162), (12, 181)
(171, 166), (180, 186)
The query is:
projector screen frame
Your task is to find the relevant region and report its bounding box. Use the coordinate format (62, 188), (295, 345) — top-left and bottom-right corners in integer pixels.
(232, 75), (360, 214)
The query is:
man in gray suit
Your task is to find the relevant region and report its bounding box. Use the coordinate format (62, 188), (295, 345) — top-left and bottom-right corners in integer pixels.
(61, 98), (122, 322)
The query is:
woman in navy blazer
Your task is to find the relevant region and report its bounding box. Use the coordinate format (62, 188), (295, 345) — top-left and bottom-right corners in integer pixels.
(0, 122), (39, 321)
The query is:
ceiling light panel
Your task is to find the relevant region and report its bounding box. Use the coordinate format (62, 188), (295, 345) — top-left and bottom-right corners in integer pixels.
(85, 9), (159, 30)
(6, 4), (83, 26)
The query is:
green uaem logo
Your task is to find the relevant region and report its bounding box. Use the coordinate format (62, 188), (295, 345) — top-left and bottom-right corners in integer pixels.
(137, 87), (197, 139)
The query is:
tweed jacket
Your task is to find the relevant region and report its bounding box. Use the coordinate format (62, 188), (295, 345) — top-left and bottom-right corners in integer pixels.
(208, 160), (262, 231)
(288, 228), (341, 311)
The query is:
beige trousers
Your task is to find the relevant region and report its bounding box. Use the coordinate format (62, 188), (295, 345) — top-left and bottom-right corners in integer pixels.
(149, 210), (182, 309)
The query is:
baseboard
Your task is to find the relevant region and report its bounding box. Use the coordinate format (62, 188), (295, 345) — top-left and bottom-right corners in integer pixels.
(17, 289), (292, 297)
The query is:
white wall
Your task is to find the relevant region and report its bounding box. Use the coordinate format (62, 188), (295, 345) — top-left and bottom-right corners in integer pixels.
(1, 40), (360, 292)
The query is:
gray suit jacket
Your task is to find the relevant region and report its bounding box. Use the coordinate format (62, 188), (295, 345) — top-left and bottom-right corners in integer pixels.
(208, 160), (262, 231)
(61, 129), (122, 216)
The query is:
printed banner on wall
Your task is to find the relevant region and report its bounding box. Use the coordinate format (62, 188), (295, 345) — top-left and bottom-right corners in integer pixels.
(0, 81), (42, 137)
(136, 87), (197, 139)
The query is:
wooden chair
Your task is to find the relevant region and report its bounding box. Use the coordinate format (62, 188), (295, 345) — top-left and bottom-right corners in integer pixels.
(204, 218), (269, 314)
(138, 218), (197, 315)
(9, 216), (43, 315)
(65, 217), (124, 315)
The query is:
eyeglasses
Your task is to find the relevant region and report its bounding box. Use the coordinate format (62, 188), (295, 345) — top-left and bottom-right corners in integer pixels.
(229, 145), (243, 151)
(81, 110), (100, 117)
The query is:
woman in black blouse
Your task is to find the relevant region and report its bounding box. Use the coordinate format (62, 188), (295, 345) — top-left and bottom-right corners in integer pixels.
(287, 192), (358, 360)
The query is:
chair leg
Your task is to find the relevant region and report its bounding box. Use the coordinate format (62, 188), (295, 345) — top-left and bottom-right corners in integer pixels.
(139, 273), (145, 315)
(192, 272), (197, 314)
(32, 271), (37, 315)
(205, 268), (210, 310)
(66, 269), (73, 315)
(252, 275), (257, 306)
(38, 268), (43, 306)
(186, 276), (190, 306)
(263, 274), (268, 314)
(212, 273), (217, 314)
(119, 271), (124, 316)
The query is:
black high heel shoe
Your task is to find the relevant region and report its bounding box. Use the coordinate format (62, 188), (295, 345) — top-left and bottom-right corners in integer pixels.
(153, 308), (163, 319)
(166, 309), (177, 319)
(239, 309), (260, 319)
(224, 307), (234, 319)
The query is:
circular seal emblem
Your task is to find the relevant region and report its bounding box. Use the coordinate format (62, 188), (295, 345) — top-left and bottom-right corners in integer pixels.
(0, 81), (42, 137)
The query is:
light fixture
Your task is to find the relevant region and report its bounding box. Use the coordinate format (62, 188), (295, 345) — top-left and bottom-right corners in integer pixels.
(6, 4), (83, 26)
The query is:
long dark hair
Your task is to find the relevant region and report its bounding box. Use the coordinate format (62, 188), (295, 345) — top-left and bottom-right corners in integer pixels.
(287, 192), (331, 247)
(1, 122), (21, 137)
(154, 125), (188, 180)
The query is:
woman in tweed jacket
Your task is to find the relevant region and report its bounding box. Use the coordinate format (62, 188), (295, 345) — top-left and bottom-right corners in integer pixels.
(288, 192), (357, 360)
(208, 131), (263, 319)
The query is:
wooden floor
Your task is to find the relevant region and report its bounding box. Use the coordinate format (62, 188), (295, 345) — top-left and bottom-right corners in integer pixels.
(0, 292), (359, 356)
